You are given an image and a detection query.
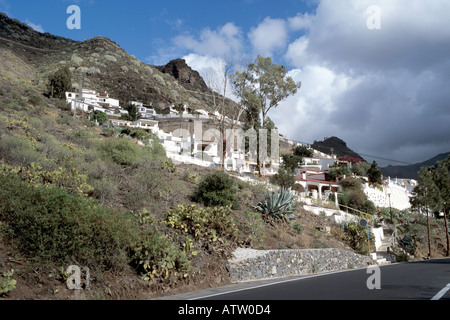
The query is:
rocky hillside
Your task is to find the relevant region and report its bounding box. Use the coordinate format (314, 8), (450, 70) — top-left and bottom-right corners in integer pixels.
(0, 12), (239, 114)
(311, 136), (365, 161)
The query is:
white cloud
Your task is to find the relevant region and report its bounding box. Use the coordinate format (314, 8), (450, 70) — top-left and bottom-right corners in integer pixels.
(183, 53), (238, 100)
(166, 0), (450, 164)
(276, 0), (450, 164)
(25, 19), (44, 33)
(288, 12), (313, 31)
(174, 22), (243, 58)
(248, 17), (288, 57)
(270, 65), (356, 146)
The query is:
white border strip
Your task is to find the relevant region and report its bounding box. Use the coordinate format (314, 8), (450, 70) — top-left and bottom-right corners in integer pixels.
(431, 283), (450, 301)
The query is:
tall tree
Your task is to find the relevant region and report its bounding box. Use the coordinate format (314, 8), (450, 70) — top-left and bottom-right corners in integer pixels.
(411, 167), (442, 258)
(232, 56), (301, 128)
(367, 161), (382, 184)
(231, 56), (301, 175)
(47, 67), (72, 99)
(431, 156), (450, 256)
(293, 145), (313, 158)
(121, 103), (141, 121)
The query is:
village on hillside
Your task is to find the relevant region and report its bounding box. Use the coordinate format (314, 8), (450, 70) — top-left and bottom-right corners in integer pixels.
(66, 88), (417, 217)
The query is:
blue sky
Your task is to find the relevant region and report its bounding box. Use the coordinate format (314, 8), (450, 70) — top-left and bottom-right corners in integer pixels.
(0, 0), (316, 66)
(1, 0), (450, 166)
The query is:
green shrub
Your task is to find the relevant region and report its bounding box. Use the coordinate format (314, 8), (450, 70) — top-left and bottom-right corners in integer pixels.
(0, 163), (94, 196)
(269, 168), (296, 189)
(192, 171), (238, 209)
(130, 229), (191, 282)
(98, 137), (141, 166)
(164, 205), (238, 248)
(238, 211), (266, 247)
(345, 222), (375, 255)
(27, 95), (45, 107)
(0, 135), (43, 166)
(293, 223), (304, 234)
(254, 187), (297, 222)
(0, 269), (16, 296)
(183, 170), (198, 184)
(90, 110), (108, 125)
(0, 173), (136, 271)
(47, 67), (71, 99)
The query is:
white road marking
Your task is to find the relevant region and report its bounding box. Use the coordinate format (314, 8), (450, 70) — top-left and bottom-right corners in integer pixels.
(189, 267), (371, 300)
(431, 283), (450, 300)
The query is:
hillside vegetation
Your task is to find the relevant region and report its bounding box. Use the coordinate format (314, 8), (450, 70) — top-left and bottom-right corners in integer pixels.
(0, 92), (355, 299)
(1, 12), (448, 300)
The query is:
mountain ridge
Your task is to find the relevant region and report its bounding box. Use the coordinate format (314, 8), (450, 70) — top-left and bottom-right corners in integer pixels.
(0, 12), (240, 115)
(380, 152), (450, 179)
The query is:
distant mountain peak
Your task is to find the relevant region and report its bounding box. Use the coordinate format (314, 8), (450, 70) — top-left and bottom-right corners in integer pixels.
(311, 136), (365, 161)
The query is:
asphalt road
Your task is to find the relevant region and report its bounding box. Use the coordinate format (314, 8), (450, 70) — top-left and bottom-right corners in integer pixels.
(188, 258), (450, 300)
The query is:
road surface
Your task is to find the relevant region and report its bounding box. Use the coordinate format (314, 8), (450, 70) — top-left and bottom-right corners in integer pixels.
(184, 258), (450, 300)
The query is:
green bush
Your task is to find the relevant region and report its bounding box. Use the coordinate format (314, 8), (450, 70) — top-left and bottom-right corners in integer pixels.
(98, 137), (141, 166)
(0, 269), (16, 296)
(164, 205), (238, 248)
(269, 168), (296, 189)
(293, 223), (304, 234)
(27, 95), (45, 107)
(0, 173), (136, 271)
(90, 110), (108, 125)
(191, 171), (238, 209)
(0, 163), (93, 196)
(238, 211), (266, 247)
(345, 222), (375, 255)
(130, 229), (191, 282)
(0, 135), (43, 166)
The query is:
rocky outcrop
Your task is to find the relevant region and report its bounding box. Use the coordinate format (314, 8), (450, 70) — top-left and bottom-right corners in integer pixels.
(312, 136), (365, 161)
(156, 58), (209, 92)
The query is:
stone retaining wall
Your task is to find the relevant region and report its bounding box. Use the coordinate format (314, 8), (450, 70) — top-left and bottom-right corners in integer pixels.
(226, 248), (374, 283)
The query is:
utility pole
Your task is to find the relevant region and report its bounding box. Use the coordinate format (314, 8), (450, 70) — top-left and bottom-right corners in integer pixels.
(426, 206), (431, 259)
(444, 203), (449, 256)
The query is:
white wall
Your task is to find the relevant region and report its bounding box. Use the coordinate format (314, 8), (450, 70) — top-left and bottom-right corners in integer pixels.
(363, 182), (411, 211)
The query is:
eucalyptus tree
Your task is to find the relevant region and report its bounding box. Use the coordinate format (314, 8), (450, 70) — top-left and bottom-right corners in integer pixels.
(411, 166), (442, 258)
(431, 156), (450, 256)
(231, 56), (301, 175)
(232, 56), (301, 128)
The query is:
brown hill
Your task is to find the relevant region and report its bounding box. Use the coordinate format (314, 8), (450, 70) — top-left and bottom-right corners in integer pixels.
(0, 12), (238, 114)
(312, 136), (365, 161)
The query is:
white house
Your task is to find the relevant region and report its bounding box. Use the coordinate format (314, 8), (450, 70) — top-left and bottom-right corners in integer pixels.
(66, 89), (122, 113)
(129, 101), (158, 119)
(97, 91), (120, 109)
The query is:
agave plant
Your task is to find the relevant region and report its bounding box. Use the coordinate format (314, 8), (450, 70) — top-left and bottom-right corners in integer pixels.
(254, 187), (297, 222)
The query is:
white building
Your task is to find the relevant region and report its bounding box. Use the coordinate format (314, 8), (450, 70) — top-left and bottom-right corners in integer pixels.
(109, 118), (159, 134)
(129, 101), (158, 119)
(66, 89), (122, 113)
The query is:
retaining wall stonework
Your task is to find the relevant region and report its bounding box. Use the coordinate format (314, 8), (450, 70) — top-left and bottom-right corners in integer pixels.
(226, 248), (374, 283)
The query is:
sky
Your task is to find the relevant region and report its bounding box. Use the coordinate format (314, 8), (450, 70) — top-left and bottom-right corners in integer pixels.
(1, 0), (450, 167)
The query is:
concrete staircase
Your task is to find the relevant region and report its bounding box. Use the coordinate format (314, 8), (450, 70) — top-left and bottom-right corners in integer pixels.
(374, 225), (396, 264)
